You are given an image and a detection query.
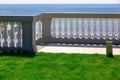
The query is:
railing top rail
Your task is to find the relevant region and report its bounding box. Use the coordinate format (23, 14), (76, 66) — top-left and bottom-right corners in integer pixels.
(0, 15), (35, 22)
(36, 12), (120, 21)
(39, 12), (120, 15)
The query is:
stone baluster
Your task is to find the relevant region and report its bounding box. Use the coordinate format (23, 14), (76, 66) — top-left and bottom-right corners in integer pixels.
(58, 18), (62, 38)
(64, 18), (68, 38)
(81, 18), (85, 39)
(10, 23), (15, 47)
(114, 19), (119, 39)
(52, 18), (56, 37)
(16, 23), (22, 47)
(93, 18), (97, 39)
(38, 21), (42, 38)
(0, 22), (4, 47)
(3, 23), (8, 47)
(105, 18), (109, 39)
(75, 18), (79, 38)
(14, 22), (18, 47)
(118, 18), (120, 39)
(99, 18), (103, 39)
(70, 18), (73, 38)
(0, 28), (1, 47)
(87, 18), (91, 39)
(111, 19), (115, 39)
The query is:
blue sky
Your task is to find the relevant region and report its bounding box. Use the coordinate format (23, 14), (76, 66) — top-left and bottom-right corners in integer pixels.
(0, 0), (119, 4)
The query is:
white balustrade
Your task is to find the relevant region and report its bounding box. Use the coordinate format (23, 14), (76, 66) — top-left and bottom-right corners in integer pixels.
(0, 22), (22, 48)
(50, 17), (119, 42)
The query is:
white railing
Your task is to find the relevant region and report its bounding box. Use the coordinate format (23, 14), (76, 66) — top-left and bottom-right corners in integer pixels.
(51, 18), (119, 40)
(0, 15), (35, 52)
(0, 13), (119, 52)
(0, 22), (22, 47)
(35, 13), (120, 45)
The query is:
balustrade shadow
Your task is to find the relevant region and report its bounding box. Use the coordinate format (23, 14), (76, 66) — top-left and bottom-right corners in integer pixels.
(0, 50), (36, 57)
(38, 43), (120, 49)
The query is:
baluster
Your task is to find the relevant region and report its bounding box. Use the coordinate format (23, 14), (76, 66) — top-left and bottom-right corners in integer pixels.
(81, 18), (85, 39)
(7, 24), (11, 47)
(93, 18), (97, 39)
(105, 18), (109, 39)
(114, 19), (118, 40)
(0, 22), (4, 47)
(38, 21), (42, 38)
(14, 22), (18, 47)
(70, 18), (73, 38)
(108, 19), (112, 40)
(10, 23), (15, 47)
(3, 23), (8, 47)
(0, 23), (2, 47)
(118, 18), (120, 39)
(16, 23), (22, 47)
(87, 18), (91, 39)
(75, 18), (79, 38)
(111, 19), (115, 39)
(52, 18), (56, 37)
(99, 18), (103, 39)
(58, 18), (62, 38)
(64, 18), (68, 38)
(84, 19), (88, 39)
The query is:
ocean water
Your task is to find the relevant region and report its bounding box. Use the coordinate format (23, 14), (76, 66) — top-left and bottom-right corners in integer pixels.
(0, 4), (120, 15)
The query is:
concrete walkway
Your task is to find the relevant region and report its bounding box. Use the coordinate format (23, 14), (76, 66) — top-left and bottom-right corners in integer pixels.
(36, 44), (120, 55)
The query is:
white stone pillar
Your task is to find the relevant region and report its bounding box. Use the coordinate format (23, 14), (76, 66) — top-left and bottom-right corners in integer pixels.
(22, 21), (35, 52)
(41, 16), (53, 43)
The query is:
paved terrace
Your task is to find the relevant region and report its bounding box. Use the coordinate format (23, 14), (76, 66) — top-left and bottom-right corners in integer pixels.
(36, 44), (120, 55)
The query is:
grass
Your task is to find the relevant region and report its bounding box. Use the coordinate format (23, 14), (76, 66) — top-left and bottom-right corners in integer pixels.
(0, 52), (120, 80)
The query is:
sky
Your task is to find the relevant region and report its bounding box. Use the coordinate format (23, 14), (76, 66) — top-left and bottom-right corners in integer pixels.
(0, 0), (119, 4)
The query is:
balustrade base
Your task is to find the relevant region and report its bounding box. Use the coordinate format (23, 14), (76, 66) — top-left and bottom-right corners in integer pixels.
(36, 37), (120, 45)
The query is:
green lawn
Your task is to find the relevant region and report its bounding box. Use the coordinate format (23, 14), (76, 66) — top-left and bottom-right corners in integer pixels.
(0, 52), (120, 80)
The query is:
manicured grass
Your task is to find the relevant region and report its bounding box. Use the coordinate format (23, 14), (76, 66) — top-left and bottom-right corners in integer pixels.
(0, 52), (120, 80)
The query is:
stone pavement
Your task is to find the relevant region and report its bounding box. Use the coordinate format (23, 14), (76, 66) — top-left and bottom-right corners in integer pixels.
(36, 44), (120, 55)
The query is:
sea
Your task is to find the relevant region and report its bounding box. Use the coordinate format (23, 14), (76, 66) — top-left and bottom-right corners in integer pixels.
(0, 4), (120, 15)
